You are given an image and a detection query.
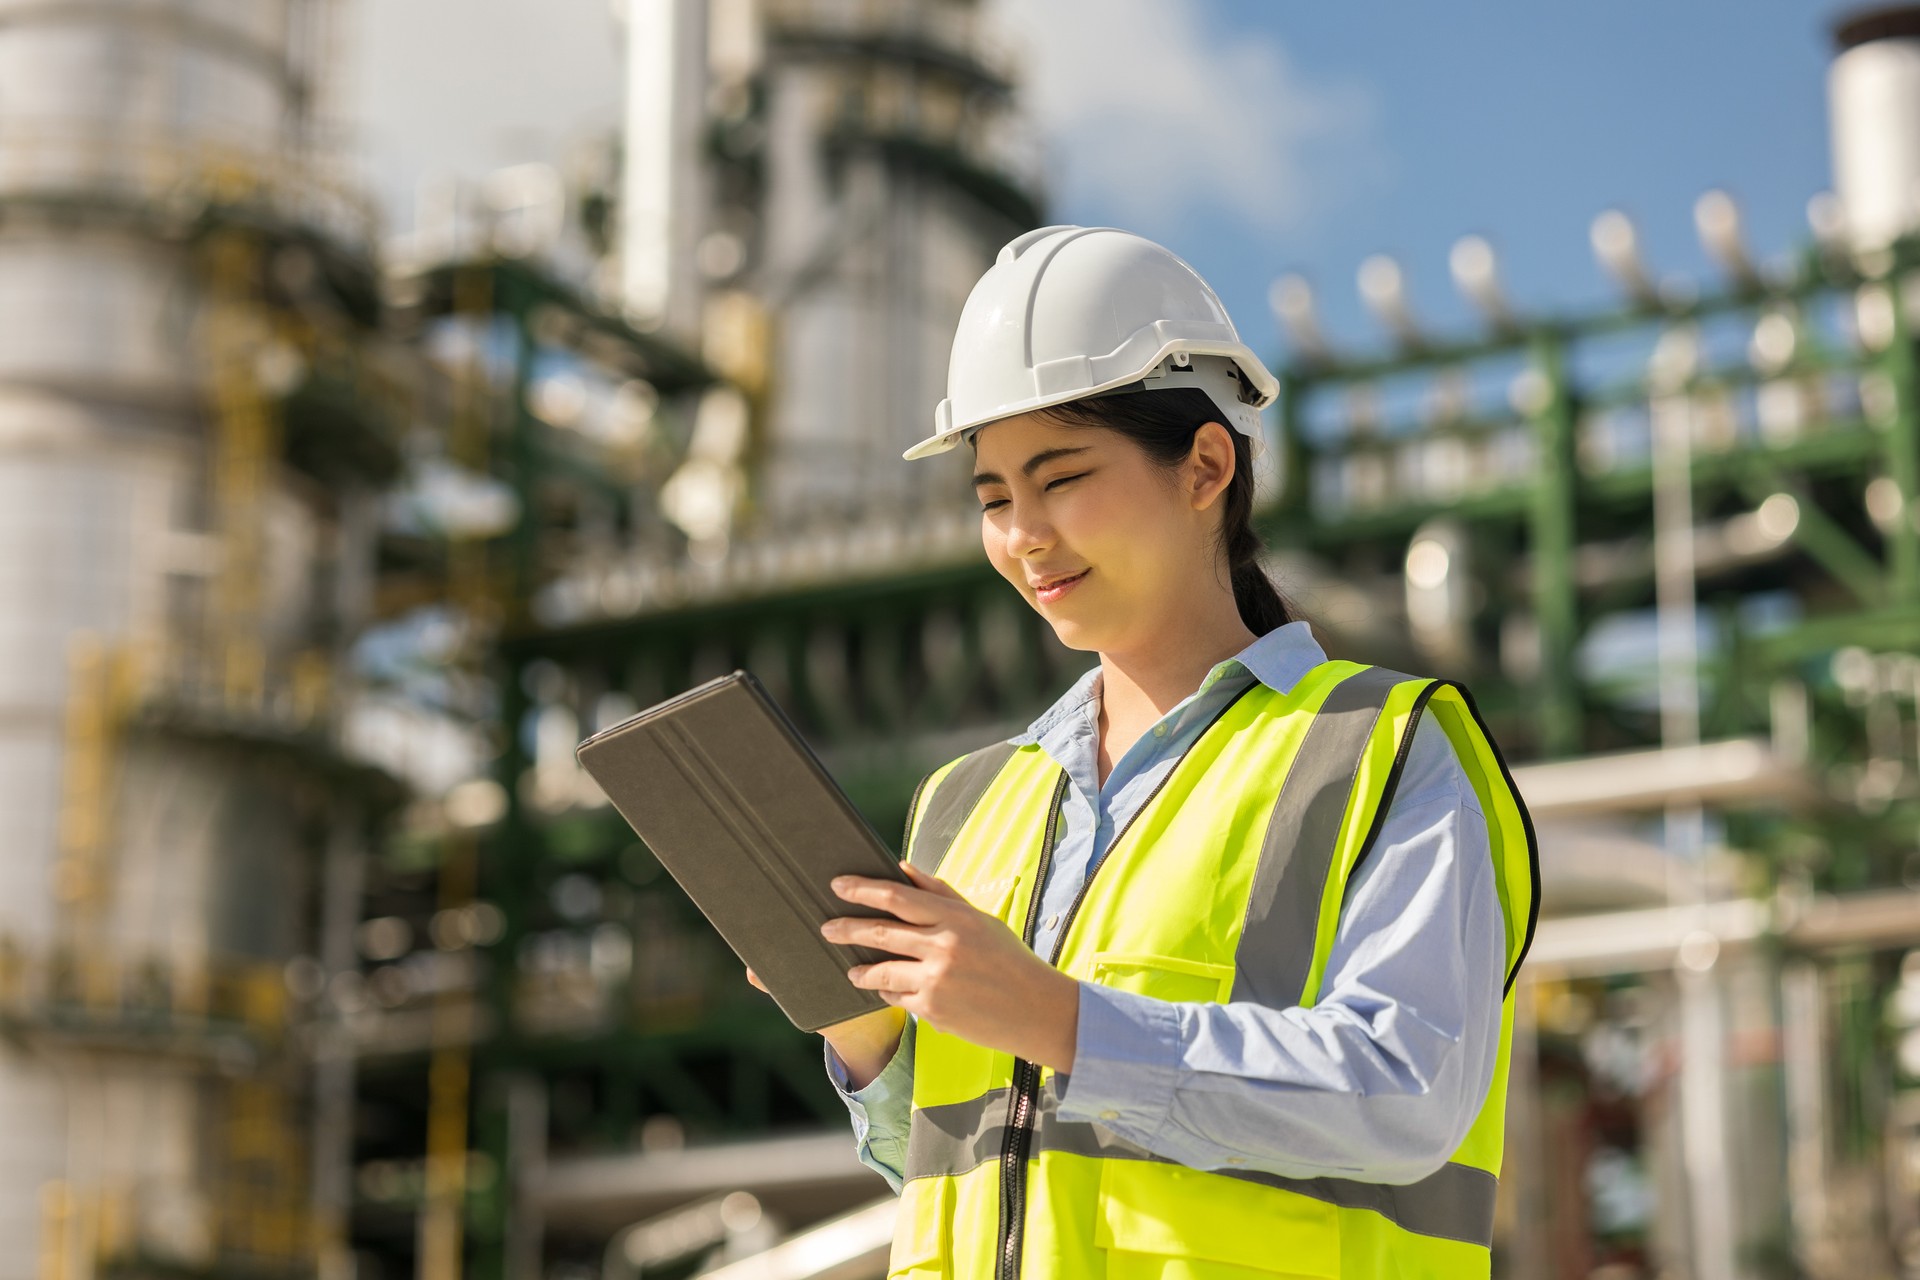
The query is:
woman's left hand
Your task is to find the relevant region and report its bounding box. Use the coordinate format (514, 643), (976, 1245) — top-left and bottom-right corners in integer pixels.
(822, 863), (1080, 1073)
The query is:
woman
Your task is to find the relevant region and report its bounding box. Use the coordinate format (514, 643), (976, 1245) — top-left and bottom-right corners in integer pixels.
(756, 226), (1538, 1278)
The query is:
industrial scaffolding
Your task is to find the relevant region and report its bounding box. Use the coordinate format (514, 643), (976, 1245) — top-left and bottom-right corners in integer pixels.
(355, 15), (1920, 1279)
(17, 2), (1920, 1280)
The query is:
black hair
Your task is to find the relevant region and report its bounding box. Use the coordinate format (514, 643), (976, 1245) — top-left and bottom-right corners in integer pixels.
(1019, 387), (1299, 635)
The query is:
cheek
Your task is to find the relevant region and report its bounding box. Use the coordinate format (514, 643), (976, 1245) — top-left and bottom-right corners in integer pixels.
(1058, 489), (1159, 569)
(980, 517), (1019, 581)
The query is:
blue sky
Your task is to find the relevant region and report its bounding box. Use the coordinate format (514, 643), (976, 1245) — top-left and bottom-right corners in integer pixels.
(357, 1), (1846, 364)
(1001, 1), (1844, 364)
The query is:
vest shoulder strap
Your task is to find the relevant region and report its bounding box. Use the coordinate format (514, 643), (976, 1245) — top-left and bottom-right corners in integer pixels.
(1236, 663), (1427, 1008)
(1424, 677), (1543, 995)
(903, 739), (1020, 875)
(1236, 664), (1539, 1009)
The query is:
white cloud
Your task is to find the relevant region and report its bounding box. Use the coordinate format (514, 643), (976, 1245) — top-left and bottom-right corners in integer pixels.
(983, 0), (1383, 238)
(343, 0), (624, 229)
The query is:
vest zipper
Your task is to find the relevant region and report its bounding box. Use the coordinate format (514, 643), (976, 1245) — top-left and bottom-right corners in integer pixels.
(993, 683), (1257, 1279)
(996, 771), (1069, 1280)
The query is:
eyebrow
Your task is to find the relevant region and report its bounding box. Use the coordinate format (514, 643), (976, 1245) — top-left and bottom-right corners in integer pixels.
(972, 446), (1091, 488)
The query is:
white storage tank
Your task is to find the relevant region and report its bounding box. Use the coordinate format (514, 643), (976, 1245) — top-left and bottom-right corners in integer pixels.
(0, 1), (363, 1274)
(1831, 7), (1920, 250)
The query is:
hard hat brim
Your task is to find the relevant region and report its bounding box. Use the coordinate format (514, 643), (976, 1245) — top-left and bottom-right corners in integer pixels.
(904, 352), (1274, 462)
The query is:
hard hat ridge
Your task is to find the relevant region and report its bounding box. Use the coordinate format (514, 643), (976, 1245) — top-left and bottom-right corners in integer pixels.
(907, 225), (1279, 461)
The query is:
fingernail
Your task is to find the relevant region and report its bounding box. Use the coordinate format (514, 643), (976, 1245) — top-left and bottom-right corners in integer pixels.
(846, 965), (867, 981)
(830, 877), (850, 891)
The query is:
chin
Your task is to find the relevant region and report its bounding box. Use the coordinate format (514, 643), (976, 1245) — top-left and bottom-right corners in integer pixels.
(1039, 614), (1105, 653)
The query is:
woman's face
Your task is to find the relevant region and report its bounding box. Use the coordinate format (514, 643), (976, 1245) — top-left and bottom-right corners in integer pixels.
(970, 410), (1235, 654)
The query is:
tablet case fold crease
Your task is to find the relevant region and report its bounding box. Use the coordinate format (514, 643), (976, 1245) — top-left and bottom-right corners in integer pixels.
(574, 670), (906, 1032)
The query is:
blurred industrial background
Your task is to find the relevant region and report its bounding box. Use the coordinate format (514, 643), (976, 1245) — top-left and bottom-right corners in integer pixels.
(5, 1), (1920, 1278)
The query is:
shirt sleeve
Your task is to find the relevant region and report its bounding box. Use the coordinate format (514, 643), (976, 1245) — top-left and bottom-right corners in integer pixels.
(1053, 713), (1507, 1185)
(824, 1015), (918, 1193)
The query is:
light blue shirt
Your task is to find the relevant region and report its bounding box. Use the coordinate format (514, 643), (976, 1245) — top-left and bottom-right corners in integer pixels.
(827, 619), (1507, 1190)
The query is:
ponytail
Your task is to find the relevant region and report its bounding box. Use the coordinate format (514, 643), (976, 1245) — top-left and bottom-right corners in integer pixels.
(1224, 485), (1294, 634)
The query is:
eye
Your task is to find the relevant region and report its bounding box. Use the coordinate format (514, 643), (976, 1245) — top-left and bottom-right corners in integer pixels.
(979, 472), (1087, 513)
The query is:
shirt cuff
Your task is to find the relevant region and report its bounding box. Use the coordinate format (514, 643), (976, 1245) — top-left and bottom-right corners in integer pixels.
(1055, 981), (1182, 1138)
(825, 1020), (915, 1121)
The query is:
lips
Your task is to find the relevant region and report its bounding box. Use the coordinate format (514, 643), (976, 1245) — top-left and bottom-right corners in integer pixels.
(1031, 568), (1089, 591)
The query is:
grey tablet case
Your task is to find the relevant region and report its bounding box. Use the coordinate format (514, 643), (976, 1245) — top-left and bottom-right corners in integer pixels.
(574, 669), (910, 1033)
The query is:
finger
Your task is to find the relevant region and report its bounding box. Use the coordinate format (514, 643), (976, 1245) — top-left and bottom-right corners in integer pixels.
(847, 960), (921, 994)
(822, 917), (936, 956)
(830, 876), (948, 926)
(744, 967), (769, 993)
(900, 862), (965, 900)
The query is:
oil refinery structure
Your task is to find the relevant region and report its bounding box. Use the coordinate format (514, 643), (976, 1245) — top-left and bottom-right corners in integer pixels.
(7, 2), (1920, 1279)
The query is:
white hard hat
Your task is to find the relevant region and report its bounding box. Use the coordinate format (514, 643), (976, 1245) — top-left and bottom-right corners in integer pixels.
(905, 224), (1280, 462)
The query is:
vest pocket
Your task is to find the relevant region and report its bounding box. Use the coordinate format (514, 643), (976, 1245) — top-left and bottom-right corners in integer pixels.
(1088, 952), (1236, 1004)
(1096, 1160), (1342, 1278)
(888, 1174), (953, 1279)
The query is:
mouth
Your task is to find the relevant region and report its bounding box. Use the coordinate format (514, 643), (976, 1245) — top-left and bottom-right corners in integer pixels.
(1031, 567), (1090, 601)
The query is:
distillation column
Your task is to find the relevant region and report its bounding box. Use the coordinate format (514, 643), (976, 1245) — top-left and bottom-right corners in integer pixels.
(620, 0), (1042, 535)
(754, 0), (1038, 526)
(0, 1), (365, 1273)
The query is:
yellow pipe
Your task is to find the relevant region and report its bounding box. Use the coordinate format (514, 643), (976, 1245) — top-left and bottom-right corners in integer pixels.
(418, 834), (477, 1280)
(37, 1181), (71, 1280)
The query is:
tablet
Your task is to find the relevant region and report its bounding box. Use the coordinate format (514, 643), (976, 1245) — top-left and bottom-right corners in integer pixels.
(575, 669), (911, 1032)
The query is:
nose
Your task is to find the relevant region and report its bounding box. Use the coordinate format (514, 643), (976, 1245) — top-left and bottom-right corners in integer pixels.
(1000, 497), (1054, 561)
(982, 493), (1054, 566)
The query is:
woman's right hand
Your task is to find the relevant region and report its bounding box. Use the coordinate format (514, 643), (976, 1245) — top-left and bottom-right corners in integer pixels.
(745, 966), (906, 1090)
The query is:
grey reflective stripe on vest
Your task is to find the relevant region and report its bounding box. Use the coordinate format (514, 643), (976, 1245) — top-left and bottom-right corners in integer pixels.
(1232, 664), (1418, 1009)
(904, 1087), (1014, 1185)
(906, 740), (1020, 875)
(902, 1084), (1496, 1247)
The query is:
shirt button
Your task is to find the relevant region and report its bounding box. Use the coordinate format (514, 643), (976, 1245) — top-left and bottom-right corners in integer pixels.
(1099, 1109), (1119, 1121)
(1044, 913), (1060, 932)
(1152, 724), (1167, 738)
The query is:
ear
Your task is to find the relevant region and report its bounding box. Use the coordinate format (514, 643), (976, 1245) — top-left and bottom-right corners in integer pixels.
(1188, 421), (1238, 513)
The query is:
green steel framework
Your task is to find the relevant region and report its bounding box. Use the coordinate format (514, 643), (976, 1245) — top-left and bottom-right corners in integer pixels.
(356, 228), (1920, 1274)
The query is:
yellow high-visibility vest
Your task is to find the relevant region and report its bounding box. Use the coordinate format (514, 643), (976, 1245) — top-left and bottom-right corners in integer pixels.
(888, 660), (1539, 1279)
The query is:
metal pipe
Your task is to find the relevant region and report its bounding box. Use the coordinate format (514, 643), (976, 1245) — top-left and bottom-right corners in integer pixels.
(1694, 189), (1761, 291)
(1780, 958), (1833, 1274)
(1591, 209), (1661, 307)
(1500, 989), (1554, 1279)
(530, 1131), (873, 1220)
(1448, 235), (1518, 334)
(603, 1192), (769, 1280)
(1357, 254), (1424, 350)
(502, 1074), (550, 1280)
(1508, 737), (1814, 819)
(1648, 323), (1739, 1280)
(693, 1197), (895, 1280)
(310, 803), (366, 1280)
(1524, 886), (1920, 978)
(1270, 274), (1331, 364)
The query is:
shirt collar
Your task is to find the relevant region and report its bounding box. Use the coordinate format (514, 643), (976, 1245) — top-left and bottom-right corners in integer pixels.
(1008, 619), (1328, 746)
